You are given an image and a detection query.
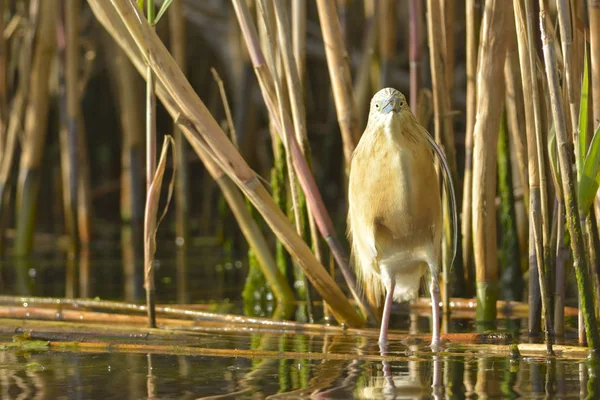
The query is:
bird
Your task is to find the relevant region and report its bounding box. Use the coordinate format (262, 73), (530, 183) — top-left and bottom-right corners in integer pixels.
(347, 87), (456, 349)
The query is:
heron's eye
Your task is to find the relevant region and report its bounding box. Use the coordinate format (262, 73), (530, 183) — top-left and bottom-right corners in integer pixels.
(375, 103), (380, 109)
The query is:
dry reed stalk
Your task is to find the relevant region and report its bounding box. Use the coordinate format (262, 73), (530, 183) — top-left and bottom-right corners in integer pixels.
(231, 0), (374, 322)
(504, 12), (530, 282)
(539, 3), (599, 351)
(353, 3), (378, 129)
(14, 0), (56, 256)
(143, 0), (158, 329)
(504, 38), (529, 208)
(57, 1), (79, 256)
(471, 0), (510, 323)
(257, 0), (313, 319)
(441, 0), (455, 94)
(523, 0), (550, 247)
(0, 0), (6, 147)
(291, 0), (306, 88)
(144, 135), (175, 330)
(461, 0), (480, 295)
(211, 65), (295, 313)
(513, 0), (542, 335)
(88, 0), (365, 327)
(379, 0), (396, 87)
(0, 2), (36, 251)
(168, 0), (190, 251)
(315, 0), (360, 166)
(409, 0), (422, 113)
(557, 0), (578, 136)
(426, 0), (463, 302)
(272, 0), (324, 310)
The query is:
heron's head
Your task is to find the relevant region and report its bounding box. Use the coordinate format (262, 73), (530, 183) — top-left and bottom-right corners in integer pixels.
(368, 88), (410, 120)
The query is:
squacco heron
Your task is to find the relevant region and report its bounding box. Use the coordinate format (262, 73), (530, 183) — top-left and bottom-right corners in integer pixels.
(348, 88), (456, 348)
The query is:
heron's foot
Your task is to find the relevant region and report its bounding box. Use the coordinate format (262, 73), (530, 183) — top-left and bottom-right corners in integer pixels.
(378, 338), (390, 355)
(429, 339), (442, 352)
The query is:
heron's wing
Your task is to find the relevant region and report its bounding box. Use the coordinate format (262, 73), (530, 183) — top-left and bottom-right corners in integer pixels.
(421, 127), (458, 270)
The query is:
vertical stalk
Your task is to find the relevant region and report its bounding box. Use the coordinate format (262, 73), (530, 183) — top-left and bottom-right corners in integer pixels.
(539, 3), (599, 351)
(441, 0), (456, 94)
(169, 0), (190, 252)
(471, 0), (509, 325)
(498, 111), (523, 301)
(513, 0), (543, 336)
(169, 0), (190, 305)
(15, 0), (56, 257)
(144, 0), (157, 328)
(315, 0), (359, 167)
(257, 0), (311, 321)
(57, 2), (78, 256)
(379, 0), (396, 87)
(554, 200), (567, 337)
(408, 0), (422, 114)
(426, 0), (464, 305)
(273, 0), (323, 320)
(291, 0), (306, 88)
(462, 0), (480, 296)
(231, 0), (373, 322)
(589, 1), (600, 129)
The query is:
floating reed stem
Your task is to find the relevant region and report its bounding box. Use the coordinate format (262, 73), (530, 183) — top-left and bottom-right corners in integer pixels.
(539, 3), (598, 351)
(15, 0), (56, 257)
(471, 0), (509, 324)
(315, 0), (360, 166)
(89, 0), (364, 327)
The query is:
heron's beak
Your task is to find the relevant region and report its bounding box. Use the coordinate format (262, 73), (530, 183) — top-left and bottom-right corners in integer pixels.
(381, 96), (400, 114)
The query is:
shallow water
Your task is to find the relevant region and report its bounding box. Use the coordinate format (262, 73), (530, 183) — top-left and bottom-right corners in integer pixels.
(1, 331), (596, 399)
(0, 245), (595, 399)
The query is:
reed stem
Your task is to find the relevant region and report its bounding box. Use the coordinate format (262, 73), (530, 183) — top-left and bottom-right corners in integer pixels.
(90, 0), (364, 327)
(169, 0), (190, 253)
(315, 0), (360, 167)
(144, 0), (157, 329)
(539, 3), (598, 351)
(471, 0), (510, 325)
(461, 0), (480, 296)
(15, 0), (56, 257)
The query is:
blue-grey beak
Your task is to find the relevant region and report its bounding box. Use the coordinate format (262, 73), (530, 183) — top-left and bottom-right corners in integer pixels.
(381, 97), (400, 114)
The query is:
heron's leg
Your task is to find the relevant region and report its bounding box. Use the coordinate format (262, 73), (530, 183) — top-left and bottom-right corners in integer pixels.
(379, 279), (396, 345)
(430, 273), (441, 349)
